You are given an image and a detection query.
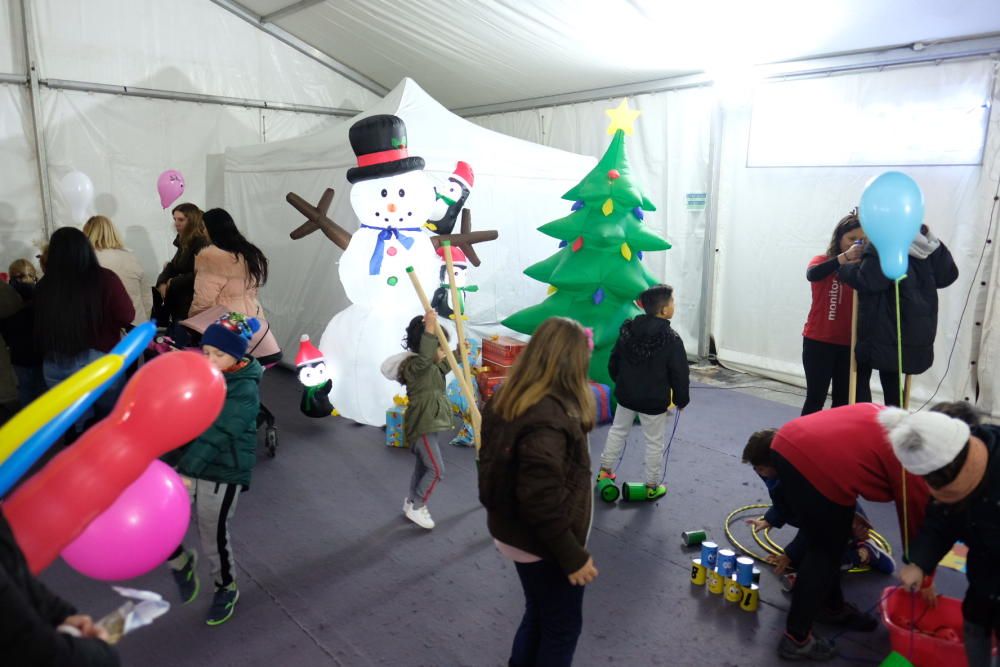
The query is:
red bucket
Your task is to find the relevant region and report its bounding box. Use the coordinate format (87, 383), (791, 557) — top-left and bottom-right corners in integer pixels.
(880, 586), (996, 666)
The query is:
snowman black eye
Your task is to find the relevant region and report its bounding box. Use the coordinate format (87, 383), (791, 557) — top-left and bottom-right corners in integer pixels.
(398, 189), (405, 197)
(380, 189), (387, 197)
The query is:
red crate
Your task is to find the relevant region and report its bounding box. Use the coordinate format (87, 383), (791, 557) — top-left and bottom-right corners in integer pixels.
(483, 336), (527, 366)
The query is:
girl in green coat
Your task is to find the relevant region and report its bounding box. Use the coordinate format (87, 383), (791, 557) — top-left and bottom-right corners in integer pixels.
(393, 310), (453, 530)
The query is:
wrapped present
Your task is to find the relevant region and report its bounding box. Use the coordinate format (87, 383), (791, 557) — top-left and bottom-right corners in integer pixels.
(386, 404), (407, 448)
(477, 371), (506, 401)
(464, 337), (482, 368)
(483, 335), (527, 366)
(590, 381), (612, 425)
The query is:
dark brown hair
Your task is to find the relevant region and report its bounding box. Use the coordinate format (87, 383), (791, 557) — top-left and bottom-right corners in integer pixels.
(742, 428), (777, 466)
(639, 284), (674, 317)
(930, 401), (981, 427)
(826, 208), (862, 258)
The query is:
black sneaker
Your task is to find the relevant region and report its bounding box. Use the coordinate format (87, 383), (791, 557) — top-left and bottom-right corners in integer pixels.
(170, 550), (199, 604)
(816, 601), (878, 631)
(777, 633), (837, 661)
(206, 584), (240, 626)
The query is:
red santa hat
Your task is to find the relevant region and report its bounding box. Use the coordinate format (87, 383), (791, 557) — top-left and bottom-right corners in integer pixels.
(295, 334), (325, 367)
(451, 161), (474, 190)
(436, 246), (468, 267)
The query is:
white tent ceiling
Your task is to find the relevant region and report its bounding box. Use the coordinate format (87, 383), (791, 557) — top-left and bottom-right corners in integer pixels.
(225, 0), (1000, 109)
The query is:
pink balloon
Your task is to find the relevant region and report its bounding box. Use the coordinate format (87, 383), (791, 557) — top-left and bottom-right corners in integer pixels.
(61, 460), (191, 581)
(157, 169), (185, 209)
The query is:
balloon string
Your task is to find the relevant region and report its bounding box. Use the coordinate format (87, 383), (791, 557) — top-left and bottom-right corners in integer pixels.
(895, 277), (909, 559)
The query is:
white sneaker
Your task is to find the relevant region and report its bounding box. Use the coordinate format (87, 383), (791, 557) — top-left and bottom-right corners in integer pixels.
(405, 504), (435, 529)
(403, 498), (413, 513)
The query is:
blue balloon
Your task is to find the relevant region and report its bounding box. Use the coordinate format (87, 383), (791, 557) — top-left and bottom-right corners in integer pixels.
(0, 322), (157, 497)
(859, 171), (925, 280)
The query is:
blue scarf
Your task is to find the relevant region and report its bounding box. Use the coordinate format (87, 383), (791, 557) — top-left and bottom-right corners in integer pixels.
(359, 224), (423, 275)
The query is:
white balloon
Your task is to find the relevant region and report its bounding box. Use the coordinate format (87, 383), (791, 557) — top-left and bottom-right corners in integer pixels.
(59, 171), (95, 225)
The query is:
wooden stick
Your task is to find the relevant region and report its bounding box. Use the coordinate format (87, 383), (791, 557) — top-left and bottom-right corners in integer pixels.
(848, 296), (859, 405)
(441, 241), (473, 392)
(903, 375), (912, 410)
(405, 267), (482, 449)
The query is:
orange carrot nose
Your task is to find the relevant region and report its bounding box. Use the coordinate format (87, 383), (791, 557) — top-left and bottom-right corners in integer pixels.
(387, 203), (397, 213)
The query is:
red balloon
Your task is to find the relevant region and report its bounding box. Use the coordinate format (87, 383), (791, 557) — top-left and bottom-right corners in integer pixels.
(3, 351), (225, 574)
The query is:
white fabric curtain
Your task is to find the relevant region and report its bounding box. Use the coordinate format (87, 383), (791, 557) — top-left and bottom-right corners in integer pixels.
(0, 0), (371, 277)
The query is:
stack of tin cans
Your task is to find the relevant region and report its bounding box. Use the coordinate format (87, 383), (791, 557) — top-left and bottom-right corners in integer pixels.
(690, 541), (760, 612)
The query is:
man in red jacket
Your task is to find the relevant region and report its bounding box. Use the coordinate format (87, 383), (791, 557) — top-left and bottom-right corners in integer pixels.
(755, 402), (930, 661)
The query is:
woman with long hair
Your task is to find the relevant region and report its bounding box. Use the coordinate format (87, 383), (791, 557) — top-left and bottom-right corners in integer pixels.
(83, 215), (152, 325)
(799, 209), (866, 415)
(155, 202), (209, 327)
(34, 227), (134, 426)
(478, 317), (597, 667)
(190, 208), (268, 319)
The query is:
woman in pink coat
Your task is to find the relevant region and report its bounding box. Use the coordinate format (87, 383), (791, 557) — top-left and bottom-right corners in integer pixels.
(189, 209), (277, 358)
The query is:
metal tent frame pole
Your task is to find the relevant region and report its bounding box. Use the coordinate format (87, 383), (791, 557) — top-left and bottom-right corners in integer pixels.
(20, 0), (54, 239)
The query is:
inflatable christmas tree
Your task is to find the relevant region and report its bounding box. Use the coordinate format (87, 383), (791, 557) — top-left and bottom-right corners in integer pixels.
(503, 100), (671, 388)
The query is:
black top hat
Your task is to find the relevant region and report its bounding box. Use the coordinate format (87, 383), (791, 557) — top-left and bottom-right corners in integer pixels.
(346, 114), (425, 183)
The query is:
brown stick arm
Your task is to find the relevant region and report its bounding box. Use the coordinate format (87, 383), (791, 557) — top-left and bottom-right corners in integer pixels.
(286, 189), (352, 250)
(430, 210), (498, 267)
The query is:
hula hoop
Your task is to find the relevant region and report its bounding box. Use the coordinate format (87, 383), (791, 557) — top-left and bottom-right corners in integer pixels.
(724, 504), (892, 574)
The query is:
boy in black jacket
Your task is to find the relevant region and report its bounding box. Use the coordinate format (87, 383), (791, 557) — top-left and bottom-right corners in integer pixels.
(597, 284), (689, 500)
(887, 406), (1000, 667)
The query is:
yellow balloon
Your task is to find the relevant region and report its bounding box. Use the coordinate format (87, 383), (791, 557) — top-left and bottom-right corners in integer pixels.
(0, 354), (124, 465)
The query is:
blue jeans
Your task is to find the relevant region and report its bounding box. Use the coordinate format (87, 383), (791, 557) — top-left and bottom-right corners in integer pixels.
(43, 350), (122, 431)
(510, 559), (585, 667)
(13, 365), (45, 409)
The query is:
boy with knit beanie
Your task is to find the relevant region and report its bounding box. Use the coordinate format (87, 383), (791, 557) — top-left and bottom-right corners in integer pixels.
(882, 405), (1000, 667)
(166, 313), (263, 626)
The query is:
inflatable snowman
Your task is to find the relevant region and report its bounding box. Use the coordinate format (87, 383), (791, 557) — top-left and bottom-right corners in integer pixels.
(318, 115), (441, 426)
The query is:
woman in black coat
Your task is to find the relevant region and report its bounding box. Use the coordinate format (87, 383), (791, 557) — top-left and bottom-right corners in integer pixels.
(838, 224), (958, 405)
(154, 202), (209, 329)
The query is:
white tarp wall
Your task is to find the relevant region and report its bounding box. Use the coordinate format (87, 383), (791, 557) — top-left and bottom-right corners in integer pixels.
(0, 0), (377, 278)
(472, 89), (715, 353)
(472, 58), (1000, 412)
(222, 78), (598, 359)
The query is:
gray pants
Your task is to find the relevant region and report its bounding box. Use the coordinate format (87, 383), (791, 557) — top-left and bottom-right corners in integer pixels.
(409, 433), (444, 509)
(964, 621), (997, 667)
(187, 478), (241, 588)
(600, 406), (669, 486)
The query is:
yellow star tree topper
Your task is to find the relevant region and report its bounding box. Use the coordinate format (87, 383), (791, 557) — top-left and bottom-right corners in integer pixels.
(605, 99), (640, 135)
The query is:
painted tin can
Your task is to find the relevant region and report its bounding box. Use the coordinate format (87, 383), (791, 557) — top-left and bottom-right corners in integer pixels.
(752, 567), (761, 585)
(621, 482), (647, 502)
(739, 584), (760, 612)
(724, 575), (743, 603)
(596, 477), (620, 502)
(682, 530), (708, 546)
(690, 558), (707, 586)
(736, 557), (755, 587)
(700, 541), (719, 570)
(717, 549), (737, 578)
(707, 569), (724, 595)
